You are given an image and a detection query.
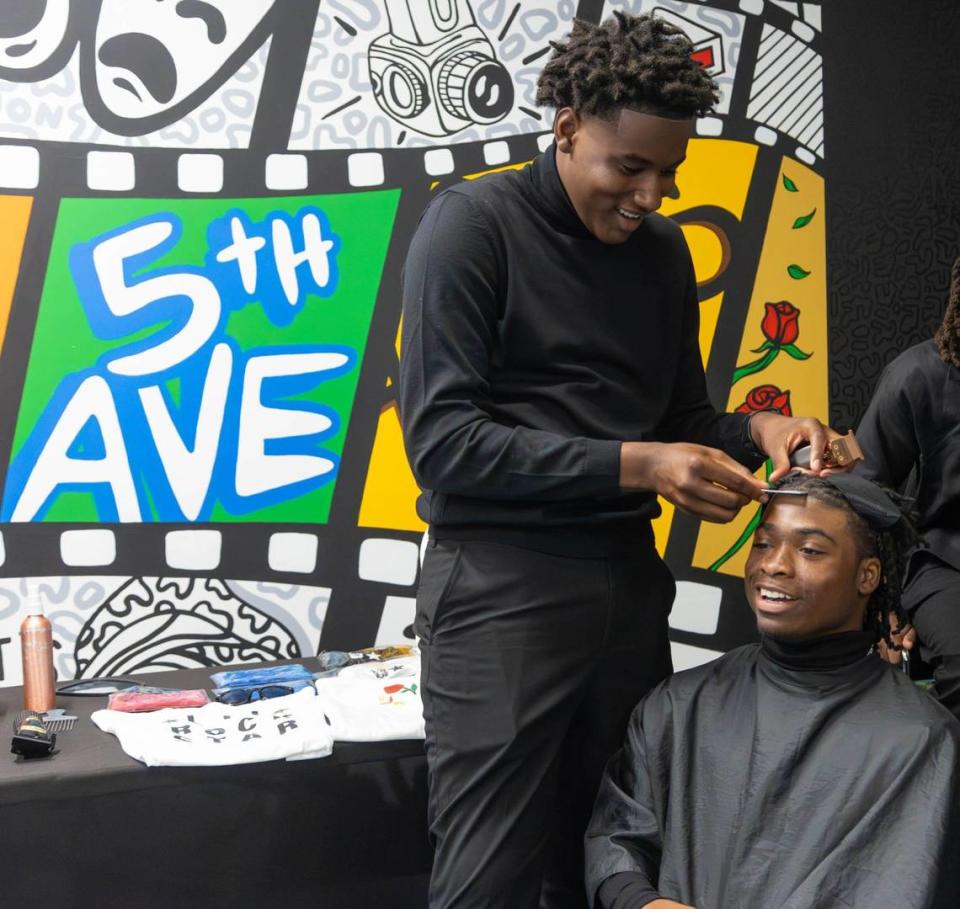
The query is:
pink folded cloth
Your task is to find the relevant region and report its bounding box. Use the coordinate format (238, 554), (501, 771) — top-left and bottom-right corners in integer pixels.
(106, 689), (210, 713)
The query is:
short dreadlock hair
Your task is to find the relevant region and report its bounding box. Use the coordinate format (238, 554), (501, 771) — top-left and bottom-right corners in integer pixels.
(768, 473), (919, 649)
(933, 255), (960, 368)
(536, 11), (720, 120)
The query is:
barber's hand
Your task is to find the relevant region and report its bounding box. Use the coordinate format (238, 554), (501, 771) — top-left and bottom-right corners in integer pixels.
(877, 613), (917, 665)
(748, 412), (844, 480)
(643, 900), (696, 909)
(620, 442), (765, 523)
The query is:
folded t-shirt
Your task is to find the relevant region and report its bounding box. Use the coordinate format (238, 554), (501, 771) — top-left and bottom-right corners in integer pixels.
(314, 656), (424, 742)
(92, 687), (333, 767)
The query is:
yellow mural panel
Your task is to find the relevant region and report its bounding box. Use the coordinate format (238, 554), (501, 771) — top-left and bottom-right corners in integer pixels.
(680, 224), (725, 285)
(0, 195), (33, 357)
(359, 401), (427, 532)
(692, 157), (827, 576)
(359, 314), (426, 531)
(650, 138), (759, 558)
(660, 138), (758, 221)
(650, 290), (724, 557)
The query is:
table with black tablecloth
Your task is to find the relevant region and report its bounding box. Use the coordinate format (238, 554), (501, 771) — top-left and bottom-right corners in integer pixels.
(0, 659), (431, 908)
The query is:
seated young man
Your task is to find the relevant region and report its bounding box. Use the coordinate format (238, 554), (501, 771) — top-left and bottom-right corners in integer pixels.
(585, 473), (960, 909)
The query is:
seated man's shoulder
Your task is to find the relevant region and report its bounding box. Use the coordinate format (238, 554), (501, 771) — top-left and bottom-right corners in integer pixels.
(628, 646), (759, 739)
(882, 669), (960, 741)
(653, 644), (758, 700)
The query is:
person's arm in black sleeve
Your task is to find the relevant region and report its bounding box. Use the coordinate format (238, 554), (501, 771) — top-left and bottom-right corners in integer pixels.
(399, 190), (622, 501)
(585, 703), (667, 909)
(855, 358), (922, 488)
(651, 244), (765, 472)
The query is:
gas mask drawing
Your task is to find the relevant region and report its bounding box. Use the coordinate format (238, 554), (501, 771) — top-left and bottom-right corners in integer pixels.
(368, 0), (513, 137)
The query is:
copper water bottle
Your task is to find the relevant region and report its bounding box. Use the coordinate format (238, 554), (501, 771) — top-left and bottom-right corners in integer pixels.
(20, 587), (55, 713)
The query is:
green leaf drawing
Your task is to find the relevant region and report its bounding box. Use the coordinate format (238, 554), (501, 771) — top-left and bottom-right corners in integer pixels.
(783, 343), (812, 360)
(750, 339), (775, 354)
(708, 462), (774, 571)
(732, 347), (778, 385)
(792, 208), (816, 229)
(787, 264), (810, 279)
(783, 174), (798, 192)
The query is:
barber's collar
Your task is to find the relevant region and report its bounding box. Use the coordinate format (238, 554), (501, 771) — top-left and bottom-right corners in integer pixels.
(522, 142), (594, 239)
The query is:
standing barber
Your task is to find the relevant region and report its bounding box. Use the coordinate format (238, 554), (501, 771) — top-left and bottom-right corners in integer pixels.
(399, 13), (837, 908)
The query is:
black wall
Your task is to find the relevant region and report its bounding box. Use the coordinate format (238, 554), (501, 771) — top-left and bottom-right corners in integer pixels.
(823, 0), (960, 430)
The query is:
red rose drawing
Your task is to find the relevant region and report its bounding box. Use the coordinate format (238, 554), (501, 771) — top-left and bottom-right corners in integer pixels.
(732, 301), (812, 386)
(735, 384), (792, 417)
(761, 301), (801, 347)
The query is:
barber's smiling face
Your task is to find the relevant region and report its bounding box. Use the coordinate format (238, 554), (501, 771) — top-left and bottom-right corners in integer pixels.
(89, 0), (276, 129)
(554, 107), (690, 245)
(744, 496), (881, 641)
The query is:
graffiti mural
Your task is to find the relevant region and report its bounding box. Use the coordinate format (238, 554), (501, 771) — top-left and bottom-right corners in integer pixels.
(0, 0), (827, 685)
(4, 192), (396, 523)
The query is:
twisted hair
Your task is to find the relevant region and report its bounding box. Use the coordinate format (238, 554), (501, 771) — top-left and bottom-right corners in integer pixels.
(933, 255), (960, 368)
(772, 474), (919, 649)
(535, 12), (720, 119)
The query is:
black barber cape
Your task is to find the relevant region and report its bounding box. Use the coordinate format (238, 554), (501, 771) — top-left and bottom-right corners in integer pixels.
(586, 632), (960, 909)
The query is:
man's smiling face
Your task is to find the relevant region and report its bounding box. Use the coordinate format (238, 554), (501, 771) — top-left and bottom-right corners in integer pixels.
(744, 495), (881, 641)
(553, 107), (691, 245)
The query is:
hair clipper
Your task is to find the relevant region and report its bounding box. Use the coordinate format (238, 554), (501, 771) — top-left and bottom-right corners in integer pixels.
(11, 710), (57, 759)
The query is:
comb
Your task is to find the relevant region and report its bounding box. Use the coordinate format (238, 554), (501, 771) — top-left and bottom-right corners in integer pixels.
(15, 708), (79, 732)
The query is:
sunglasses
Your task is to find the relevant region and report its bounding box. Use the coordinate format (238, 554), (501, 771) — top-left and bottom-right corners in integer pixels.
(215, 682), (314, 705)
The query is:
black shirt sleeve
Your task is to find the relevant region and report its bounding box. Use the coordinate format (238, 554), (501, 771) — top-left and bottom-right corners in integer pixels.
(596, 871), (662, 908)
(855, 357), (922, 488)
(399, 190), (622, 502)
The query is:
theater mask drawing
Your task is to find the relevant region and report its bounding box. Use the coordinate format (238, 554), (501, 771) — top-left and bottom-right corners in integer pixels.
(81, 0), (278, 135)
(0, 0), (76, 81)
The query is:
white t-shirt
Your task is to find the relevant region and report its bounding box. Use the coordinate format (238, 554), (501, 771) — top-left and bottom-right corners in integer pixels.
(91, 687), (333, 767)
(314, 656), (424, 742)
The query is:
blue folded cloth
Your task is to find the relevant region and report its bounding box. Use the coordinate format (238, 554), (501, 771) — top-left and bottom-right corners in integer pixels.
(210, 663), (313, 689)
(212, 679), (316, 704)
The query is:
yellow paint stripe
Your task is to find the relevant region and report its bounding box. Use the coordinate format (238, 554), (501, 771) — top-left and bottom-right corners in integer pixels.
(0, 195), (33, 357)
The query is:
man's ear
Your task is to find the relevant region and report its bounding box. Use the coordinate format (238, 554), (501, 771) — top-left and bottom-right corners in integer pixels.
(857, 556), (882, 596)
(554, 107), (579, 153)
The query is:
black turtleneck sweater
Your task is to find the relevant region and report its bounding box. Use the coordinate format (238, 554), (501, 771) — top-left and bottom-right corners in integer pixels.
(587, 633), (960, 909)
(855, 340), (960, 572)
(399, 144), (762, 555)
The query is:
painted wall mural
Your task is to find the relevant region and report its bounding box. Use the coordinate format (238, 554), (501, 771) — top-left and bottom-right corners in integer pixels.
(0, 0), (826, 686)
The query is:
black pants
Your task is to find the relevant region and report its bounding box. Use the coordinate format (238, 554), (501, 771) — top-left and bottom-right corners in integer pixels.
(415, 538), (675, 909)
(905, 554), (960, 721)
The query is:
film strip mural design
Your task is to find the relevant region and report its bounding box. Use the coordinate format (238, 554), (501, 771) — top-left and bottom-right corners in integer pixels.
(0, 0), (825, 686)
